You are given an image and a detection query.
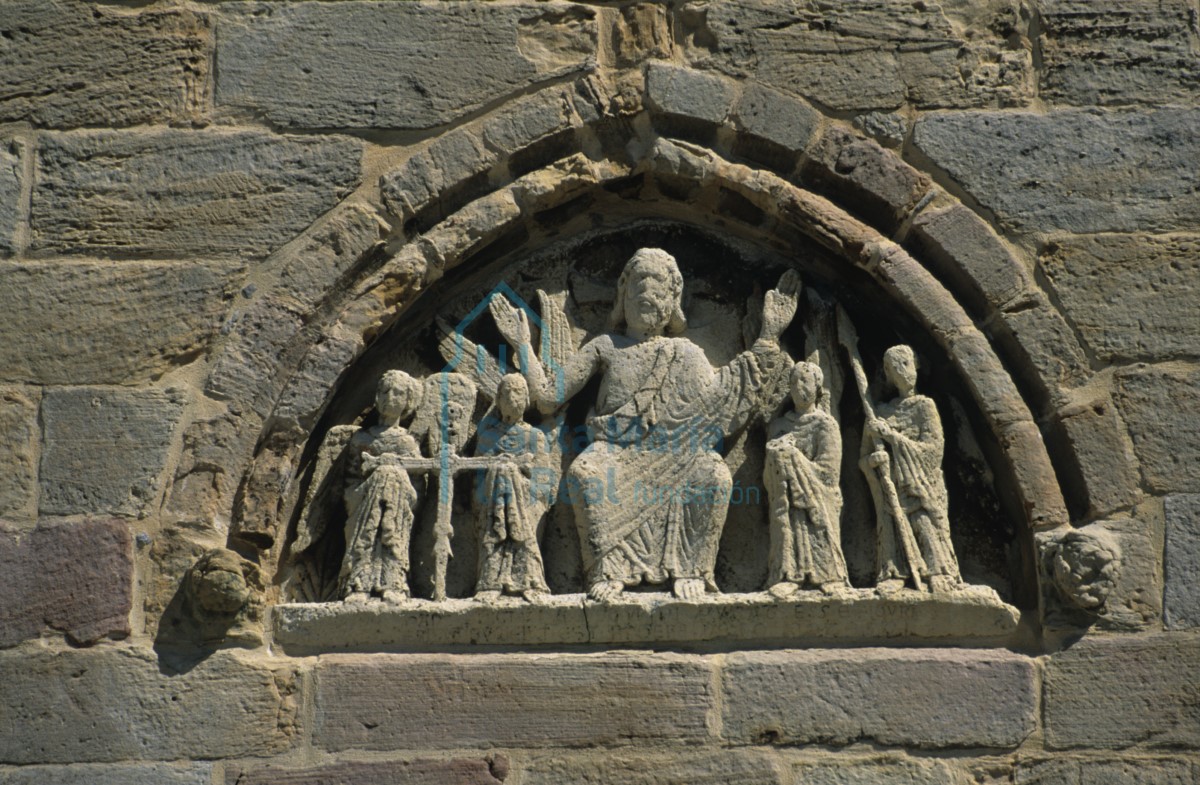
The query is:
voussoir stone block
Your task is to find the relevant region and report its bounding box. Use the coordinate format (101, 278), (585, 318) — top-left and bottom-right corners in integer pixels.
(1114, 365), (1200, 493)
(909, 203), (1034, 313)
(315, 652), (715, 750)
(0, 518), (131, 648)
(992, 293), (1091, 403)
(721, 648), (1036, 748)
(732, 81), (821, 155)
(1040, 0), (1200, 107)
(682, 0), (1031, 111)
(913, 109), (1200, 235)
(0, 261), (240, 386)
(1052, 395), (1141, 519)
(205, 297), (306, 419)
(646, 62), (738, 126)
(803, 126), (931, 230)
(31, 130), (362, 259)
(0, 763), (213, 785)
(1165, 494), (1200, 630)
(217, 2), (597, 129)
(0, 1), (210, 128)
(39, 387), (186, 517)
(380, 129), (498, 223)
(1044, 635), (1200, 749)
(1042, 234), (1200, 362)
(481, 86), (578, 159)
(0, 647), (300, 764)
(0, 139), (21, 257)
(224, 758), (504, 785)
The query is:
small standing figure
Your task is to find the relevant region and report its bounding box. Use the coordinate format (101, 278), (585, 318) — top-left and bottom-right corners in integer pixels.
(839, 309), (962, 595)
(340, 370), (425, 603)
(764, 361), (850, 598)
(473, 374), (554, 601)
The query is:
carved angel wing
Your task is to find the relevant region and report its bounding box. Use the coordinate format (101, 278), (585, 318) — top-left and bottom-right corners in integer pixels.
(536, 289), (577, 371)
(437, 317), (505, 404)
(411, 372), (479, 455)
(290, 424), (358, 558)
(802, 288), (843, 419)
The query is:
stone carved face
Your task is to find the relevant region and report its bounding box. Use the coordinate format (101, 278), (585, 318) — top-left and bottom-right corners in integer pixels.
(790, 361), (823, 410)
(1051, 528), (1121, 611)
(609, 248), (686, 337)
(376, 370), (422, 423)
(497, 373), (529, 423)
(883, 345), (918, 395)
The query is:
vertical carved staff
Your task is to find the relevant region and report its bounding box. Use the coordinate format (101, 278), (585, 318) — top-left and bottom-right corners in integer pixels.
(836, 307), (927, 591)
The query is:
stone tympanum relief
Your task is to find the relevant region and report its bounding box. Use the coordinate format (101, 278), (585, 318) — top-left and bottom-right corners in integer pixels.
(280, 241), (1019, 649)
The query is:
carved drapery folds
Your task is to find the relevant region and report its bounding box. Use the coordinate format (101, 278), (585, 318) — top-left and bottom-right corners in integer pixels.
(284, 245), (1009, 624)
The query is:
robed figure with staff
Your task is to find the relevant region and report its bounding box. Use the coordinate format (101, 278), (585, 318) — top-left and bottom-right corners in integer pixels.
(838, 310), (962, 594)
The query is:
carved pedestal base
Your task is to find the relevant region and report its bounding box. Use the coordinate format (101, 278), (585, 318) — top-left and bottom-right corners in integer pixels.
(272, 588), (1020, 654)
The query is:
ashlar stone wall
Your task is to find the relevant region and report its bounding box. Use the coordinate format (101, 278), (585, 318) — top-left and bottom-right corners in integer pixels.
(1, 1), (1198, 783)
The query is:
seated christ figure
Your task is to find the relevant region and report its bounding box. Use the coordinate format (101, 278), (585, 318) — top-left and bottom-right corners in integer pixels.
(491, 248), (798, 601)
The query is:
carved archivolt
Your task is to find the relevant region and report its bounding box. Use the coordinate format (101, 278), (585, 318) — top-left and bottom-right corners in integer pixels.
(196, 77), (1097, 642)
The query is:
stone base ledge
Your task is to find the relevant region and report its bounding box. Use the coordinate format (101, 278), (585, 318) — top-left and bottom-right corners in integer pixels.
(271, 586), (1021, 654)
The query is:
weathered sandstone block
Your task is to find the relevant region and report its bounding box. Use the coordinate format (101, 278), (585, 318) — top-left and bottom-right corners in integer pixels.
(792, 757), (968, 785)
(0, 261), (239, 385)
(0, 647), (299, 763)
(1044, 635), (1200, 749)
(722, 648), (1037, 748)
(1040, 0), (1200, 107)
(380, 129), (498, 223)
(803, 127), (931, 230)
(1042, 234), (1200, 362)
(0, 518), (131, 647)
(732, 81), (821, 155)
(1114, 365), (1200, 493)
(522, 751), (785, 785)
(681, 0), (1031, 111)
(913, 109), (1200, 234)
(0, 1), (209, 127)
(0, 390), (38, 520)
(31, 130), (361, 259)
(1165, 494), (1200, 630)
(217, 2), (597, 129)
(39, 387), (186, 517)
(0, 140), (21, 257)
(646, 62), (737, 126)
(224, 758), (504, 785)
(909, 204), (1034, 313)
(1052, 396), (1141, 519)
(0, 763), (213, 785)
(1016, 757), (1196, 784)
(315, 652), (714, 750)
(993, 294), (1091, 402)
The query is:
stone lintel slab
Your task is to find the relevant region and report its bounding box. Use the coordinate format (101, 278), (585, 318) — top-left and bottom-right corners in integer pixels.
(272, 588), (1020, 654)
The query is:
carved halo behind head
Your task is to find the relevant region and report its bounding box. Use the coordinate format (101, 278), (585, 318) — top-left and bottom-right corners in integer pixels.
(608, 247), (687, 336)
